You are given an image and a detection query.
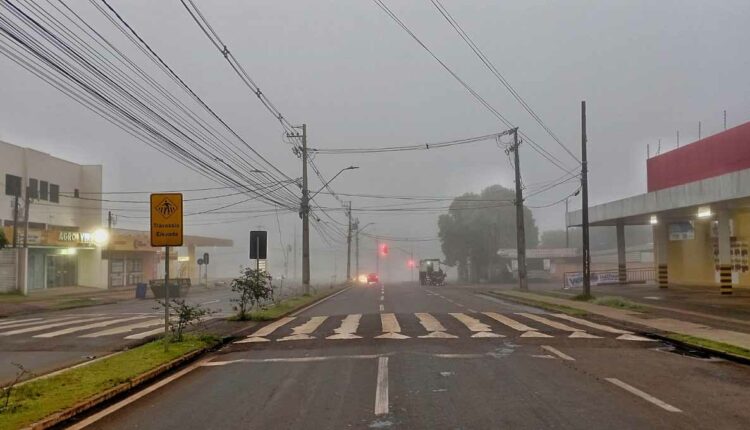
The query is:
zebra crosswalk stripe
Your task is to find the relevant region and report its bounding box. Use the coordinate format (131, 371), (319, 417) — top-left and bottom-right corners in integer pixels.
(236, 317), (296, 343)
(125, 327), (165, 340)
(327, 314), (362, 340)
(279, 316), (328, 341)
(81, 318), (163, 338)
(450, 313), (502, 338)
(376, 313), (410, 339)
(0, 316), (112, 336)
(517, 313), (601, 339)
(33, 316), (150, 338)
(0, 316), (78, 330)
(416, 313), (457, 339)
(551, 313), (631, 334)
(483, 312), (552, 338)
(0, 317), (44, 328)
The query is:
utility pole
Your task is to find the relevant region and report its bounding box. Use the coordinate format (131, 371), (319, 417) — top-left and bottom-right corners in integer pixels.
(581, 101), (592, 297)
(698, 121), (702, 140)
(107, 211), (113, 289)
(346, 202), (352, 281)
(22, 187), (30, 248)
(565, 197), (570, 248)
(293, 225), (298, 282)
(510, 128), (527, 291)
(12, 193), (19, 248)
(290, 124), (311, 293)
(354, 219), (360, 278)
(724, 110), (727, 130)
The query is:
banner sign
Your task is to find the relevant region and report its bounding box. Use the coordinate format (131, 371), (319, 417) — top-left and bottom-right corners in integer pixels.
(564, 270), (620, 289)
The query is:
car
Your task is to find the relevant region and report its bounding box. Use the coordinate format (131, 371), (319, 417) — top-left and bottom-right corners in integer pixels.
(366, 273), (379, 285)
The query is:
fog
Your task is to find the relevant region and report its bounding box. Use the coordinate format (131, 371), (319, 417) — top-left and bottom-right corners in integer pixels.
(1, 0), (748, 282)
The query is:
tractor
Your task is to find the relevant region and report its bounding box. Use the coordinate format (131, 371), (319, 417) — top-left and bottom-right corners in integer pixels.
(419, 259), (446, 286)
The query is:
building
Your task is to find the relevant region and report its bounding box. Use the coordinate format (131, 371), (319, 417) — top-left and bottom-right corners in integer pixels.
(0, 140), (233, 294)
(568, 121), (750, 294)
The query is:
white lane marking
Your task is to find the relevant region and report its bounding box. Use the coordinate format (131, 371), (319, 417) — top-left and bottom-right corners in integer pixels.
(200, 299), (220, 305)
(33, 316), (149, 338)
(551, 313), (631, 334)
(456, 303), (465, 308)
(532, 354), (556, 359)
(66, 358), (212, 430)
(467, 308), (478, 313)
(374, 357), (389, 416)
(380, 295), (384, 301)
(289, 286), (350, 317)
(125, 327), (165, 340)
(203, 354), (380, 366)
(278, 316), (327, 341)
(375, 313), (409, 339)
(379, 304), (385, 312)
(0, 316), (112, 336)
(0, 316), (82, 330)
(450, 313), (502, 338)
(605, 378), (682, 413)
(327, 314), (362, 340)
(541, 345), (575, 361)
(81, 318), (163, 338)
(518, 313), (600, 338)
(433, 353), (485, 359)
(235, 316), (296, 343)
(415, 312), (457, 339)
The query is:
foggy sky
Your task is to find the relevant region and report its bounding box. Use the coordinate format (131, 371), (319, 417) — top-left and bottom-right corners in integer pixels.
(1, 0), (748, 281)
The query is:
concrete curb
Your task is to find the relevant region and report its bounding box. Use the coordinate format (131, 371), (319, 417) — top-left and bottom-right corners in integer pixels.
(23, 286), (348, 429)
(483, 290), (750, 366)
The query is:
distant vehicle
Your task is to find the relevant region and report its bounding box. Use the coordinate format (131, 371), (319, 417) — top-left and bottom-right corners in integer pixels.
(367, 273), (379, 285)
(419, 259), (446, 286)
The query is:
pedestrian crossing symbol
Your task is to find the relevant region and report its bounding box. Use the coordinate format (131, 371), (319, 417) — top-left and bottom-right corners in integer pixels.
(150, 193), (183, 246)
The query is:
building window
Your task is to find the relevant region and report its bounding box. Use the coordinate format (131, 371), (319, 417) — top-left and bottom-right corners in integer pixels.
(74, 189), (80, 198)
(50, 184), (59, 203)
(28, 178), (39, 199)
(5, 174), (21, 196)
(39, 181), (48, 200)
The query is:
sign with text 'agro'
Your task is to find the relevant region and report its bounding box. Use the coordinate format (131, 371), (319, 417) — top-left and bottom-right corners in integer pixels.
(150, 193), (183, 246)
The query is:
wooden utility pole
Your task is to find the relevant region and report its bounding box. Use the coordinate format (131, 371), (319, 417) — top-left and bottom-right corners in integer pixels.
(511, 128), (528, 291)
(581, 101), (591, 297)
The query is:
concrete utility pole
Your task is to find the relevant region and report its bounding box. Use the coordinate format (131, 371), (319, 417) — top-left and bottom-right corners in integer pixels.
(107, 211), (113, 289)
(22, 186), (30, 248)
(510, 128), (527, 291)
(581, 101), (592, 297)
(346, 202), (352, 281)
(12, 193), (19, 248)
(354, 219), (360, 278)
(300, 124), (311, 293)
(565, 197), (570, 248)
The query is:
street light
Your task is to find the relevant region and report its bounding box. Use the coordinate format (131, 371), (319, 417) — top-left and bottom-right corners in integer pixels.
(309, 166), (359, 200)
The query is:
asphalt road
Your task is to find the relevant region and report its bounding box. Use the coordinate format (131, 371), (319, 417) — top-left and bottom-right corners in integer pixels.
(69, 282), (750, 430)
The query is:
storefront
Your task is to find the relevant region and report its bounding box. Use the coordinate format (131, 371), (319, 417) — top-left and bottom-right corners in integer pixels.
(567, 121), (750, 294)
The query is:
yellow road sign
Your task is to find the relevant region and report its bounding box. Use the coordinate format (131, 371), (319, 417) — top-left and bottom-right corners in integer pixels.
(150, 193), (183, 246)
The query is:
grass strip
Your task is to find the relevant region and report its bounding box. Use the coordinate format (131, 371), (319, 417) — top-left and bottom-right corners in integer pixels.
(485, 291), (588, 316)
(666, 333), (750, 361)
(228, 287), (344, 322)
(0, 336), (213, 430)
(590, 296), (647, 311)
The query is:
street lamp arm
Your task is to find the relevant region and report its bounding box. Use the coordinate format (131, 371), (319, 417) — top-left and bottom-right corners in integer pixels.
(309, 166), (358, 201)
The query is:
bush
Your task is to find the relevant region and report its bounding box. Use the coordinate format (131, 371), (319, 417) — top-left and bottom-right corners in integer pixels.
(230, 268), (273, 320)
(155, 299), (215, 342)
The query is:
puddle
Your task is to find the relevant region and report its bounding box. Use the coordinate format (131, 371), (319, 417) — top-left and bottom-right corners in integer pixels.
(653, 342), (724, 362)
(643, 296), (662, 300)
(439, 371), (454, 377)
(369, 419), (393, 428)
(487, 341), (517, 359)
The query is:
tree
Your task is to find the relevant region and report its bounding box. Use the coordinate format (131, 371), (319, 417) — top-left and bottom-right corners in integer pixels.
(230, 268), (273, 320)
(438, 185), (539, 282)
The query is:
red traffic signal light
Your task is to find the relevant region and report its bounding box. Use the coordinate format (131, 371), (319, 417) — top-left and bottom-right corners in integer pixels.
(380, 243), (389, 256)
(407, 259), (415, 268)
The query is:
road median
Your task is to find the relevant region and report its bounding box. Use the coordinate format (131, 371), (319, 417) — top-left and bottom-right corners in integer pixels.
(486, 289), (750, 363)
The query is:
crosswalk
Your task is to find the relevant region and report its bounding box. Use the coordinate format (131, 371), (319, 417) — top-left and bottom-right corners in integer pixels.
(0, 313), (214, 341)
(236, 312), (655, 344)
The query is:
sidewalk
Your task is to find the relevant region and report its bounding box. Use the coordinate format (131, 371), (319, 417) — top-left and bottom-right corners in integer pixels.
(485, 283), (750, 356)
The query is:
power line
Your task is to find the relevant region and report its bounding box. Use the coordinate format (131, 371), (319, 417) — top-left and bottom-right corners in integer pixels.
(309, 133), (499, 154)
(428, 0), (580, 164)
(371, 0), (574, 173)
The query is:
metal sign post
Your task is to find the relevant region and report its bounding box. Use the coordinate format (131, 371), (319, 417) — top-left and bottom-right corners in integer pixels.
(151, 193), (183, 349)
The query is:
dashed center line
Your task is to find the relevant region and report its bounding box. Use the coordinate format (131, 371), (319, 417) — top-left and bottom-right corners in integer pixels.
(605, 378), (682, 413)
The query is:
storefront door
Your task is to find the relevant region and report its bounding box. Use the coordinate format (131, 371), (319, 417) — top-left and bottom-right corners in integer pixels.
(46, 254), (77, 288)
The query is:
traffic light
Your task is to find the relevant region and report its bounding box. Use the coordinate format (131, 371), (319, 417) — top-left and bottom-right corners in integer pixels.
(380, 243), (389, 256)
(407, 259), (415, 268)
